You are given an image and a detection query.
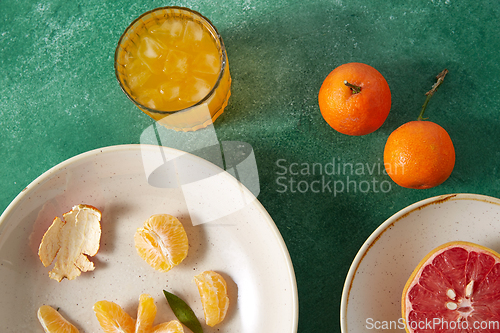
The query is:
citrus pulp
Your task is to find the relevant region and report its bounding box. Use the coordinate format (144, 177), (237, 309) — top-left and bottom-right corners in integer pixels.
(402, 241), (500, 333)
(194, 270), (229, 327)
(134, 214), (189, 272)
(136, 294), (157, 333)
(151, 320), (184, 333)
(37, 305), (79, 333)
(93, 300), (136, 333)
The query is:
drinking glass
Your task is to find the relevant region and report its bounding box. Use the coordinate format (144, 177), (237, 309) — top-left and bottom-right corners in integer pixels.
(115, 7), (231, 131)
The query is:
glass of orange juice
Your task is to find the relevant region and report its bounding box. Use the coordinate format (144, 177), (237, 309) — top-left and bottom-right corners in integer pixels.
(114, 7), (231, 131)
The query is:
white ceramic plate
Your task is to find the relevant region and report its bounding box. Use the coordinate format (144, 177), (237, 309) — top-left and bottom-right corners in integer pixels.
(0, 145), (298, 333)
(341, 193), (500, 333)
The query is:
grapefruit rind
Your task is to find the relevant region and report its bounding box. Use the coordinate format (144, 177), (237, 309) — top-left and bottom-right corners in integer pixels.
(401, 241), (500, 333)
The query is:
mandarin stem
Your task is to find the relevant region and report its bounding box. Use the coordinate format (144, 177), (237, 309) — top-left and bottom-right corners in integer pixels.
(419, 95), (432, 121)
(344, 80), (361, 94)
(418, 69), (448, 121)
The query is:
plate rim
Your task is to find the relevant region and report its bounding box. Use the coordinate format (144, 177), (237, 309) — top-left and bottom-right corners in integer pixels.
(0, 144), (299, 333)
(340, 192), (500, 333)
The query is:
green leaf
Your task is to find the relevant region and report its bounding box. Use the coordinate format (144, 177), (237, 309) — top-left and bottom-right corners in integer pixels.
(163, 290), (203, 333)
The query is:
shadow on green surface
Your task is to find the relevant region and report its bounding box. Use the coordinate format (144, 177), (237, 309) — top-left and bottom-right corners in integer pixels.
(209, 3), (500, 332)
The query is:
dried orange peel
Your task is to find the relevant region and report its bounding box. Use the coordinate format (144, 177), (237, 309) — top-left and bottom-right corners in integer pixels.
(38, 204), (102, 281)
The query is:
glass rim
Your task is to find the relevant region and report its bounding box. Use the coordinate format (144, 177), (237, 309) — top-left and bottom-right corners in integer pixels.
(114, 6), (227, 115)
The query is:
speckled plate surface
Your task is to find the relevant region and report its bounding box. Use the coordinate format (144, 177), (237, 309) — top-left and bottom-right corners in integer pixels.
(341, 193), (500, 333)
(0, 144), (298, 333)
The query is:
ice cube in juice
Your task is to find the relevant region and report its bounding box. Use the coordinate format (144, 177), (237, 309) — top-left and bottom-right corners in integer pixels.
(116, 8), (231, 131)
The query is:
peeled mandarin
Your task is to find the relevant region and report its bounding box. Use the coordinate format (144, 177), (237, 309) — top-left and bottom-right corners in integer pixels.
(134, 214), (189, 272)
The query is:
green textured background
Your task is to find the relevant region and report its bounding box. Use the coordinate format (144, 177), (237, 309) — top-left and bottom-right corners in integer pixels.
(1, 0), (499, 332)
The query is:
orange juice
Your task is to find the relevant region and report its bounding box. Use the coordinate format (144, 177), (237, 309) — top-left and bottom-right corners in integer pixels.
(115, 7), (231, 131)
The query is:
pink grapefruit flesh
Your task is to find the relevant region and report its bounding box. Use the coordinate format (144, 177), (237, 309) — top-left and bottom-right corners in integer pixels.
(402, 241), (500, 333)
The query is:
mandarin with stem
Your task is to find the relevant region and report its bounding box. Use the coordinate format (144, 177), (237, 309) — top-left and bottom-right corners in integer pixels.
(384, 69), (455, 189)
(318, 62), (391, 135)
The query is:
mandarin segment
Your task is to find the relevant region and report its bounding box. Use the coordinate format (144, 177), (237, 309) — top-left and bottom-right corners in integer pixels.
(151, 320), (185, 333)
(93, 300), (136, 333)
(94, 295), (184, 333)
(194, 270), (229, 327)
(136, 294), (157, 333)
(37, 305), (79, 333)
(134, 214), (189, 272)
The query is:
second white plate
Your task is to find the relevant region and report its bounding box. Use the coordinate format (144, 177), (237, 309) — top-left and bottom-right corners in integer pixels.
(341, 193), (500, 333)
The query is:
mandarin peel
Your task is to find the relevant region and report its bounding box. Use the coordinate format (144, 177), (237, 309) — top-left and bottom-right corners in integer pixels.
(38, 204), (102, 282)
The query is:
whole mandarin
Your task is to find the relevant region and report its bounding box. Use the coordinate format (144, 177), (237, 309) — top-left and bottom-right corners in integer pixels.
(318, 62), (391, 136)
(384, 69), (454, 189)
(384, 120), (455, 189)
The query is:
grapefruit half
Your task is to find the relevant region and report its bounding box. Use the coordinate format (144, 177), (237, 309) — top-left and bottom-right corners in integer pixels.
(402, 241), (500, 333)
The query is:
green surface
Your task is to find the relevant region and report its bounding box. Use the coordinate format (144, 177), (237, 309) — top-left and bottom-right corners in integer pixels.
(1, 0), (500, 332)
